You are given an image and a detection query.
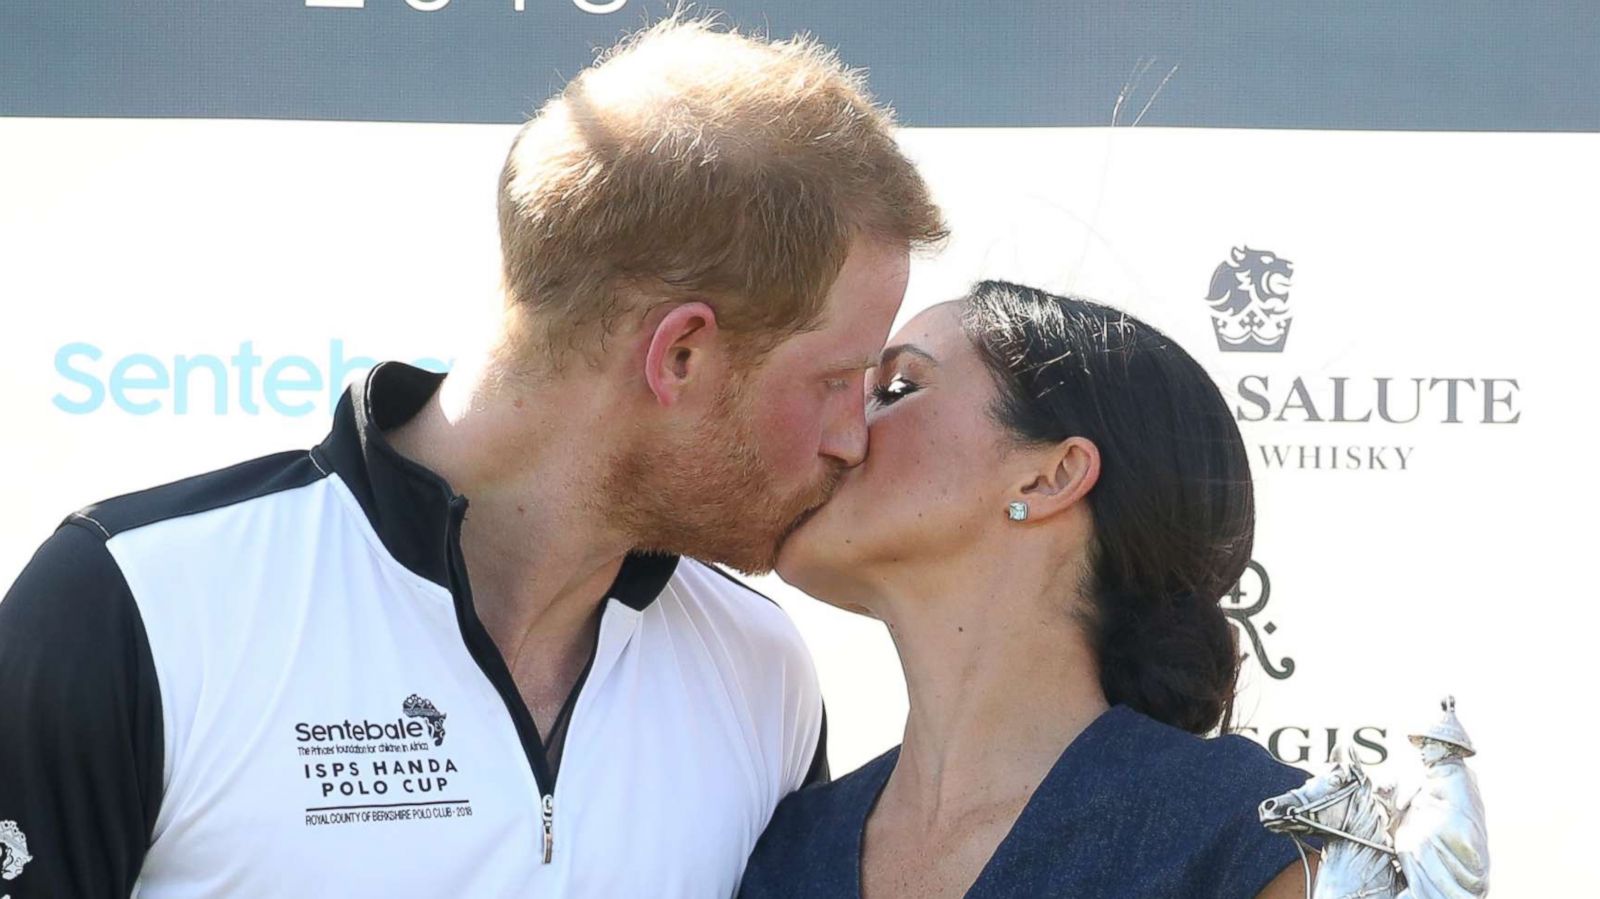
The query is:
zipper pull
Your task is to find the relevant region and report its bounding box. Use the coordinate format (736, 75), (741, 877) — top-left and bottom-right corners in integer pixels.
(541, 793), (555, 864)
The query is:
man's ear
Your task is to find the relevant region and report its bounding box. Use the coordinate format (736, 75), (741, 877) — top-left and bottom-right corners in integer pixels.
(644, 302), (721, 407)
(1013, 436), (1101, 522)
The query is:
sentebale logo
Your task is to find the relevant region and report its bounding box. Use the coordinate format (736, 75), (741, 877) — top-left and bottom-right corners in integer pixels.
(1205, 246), (1295, 353)
(403, 694), (448, 746)
(51, 340), (450, 417)
(0, 820), (31, 888)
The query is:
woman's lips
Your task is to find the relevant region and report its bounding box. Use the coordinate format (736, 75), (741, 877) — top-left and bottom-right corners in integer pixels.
(777, 498), (828, 548)
(776, 463), (862, 550)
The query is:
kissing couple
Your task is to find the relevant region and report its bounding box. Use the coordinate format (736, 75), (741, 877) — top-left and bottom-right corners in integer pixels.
(1, 16), (1306, 899)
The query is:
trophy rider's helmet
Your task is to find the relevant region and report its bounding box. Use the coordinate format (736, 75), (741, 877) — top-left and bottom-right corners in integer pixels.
(1408, 695), (1476, 757)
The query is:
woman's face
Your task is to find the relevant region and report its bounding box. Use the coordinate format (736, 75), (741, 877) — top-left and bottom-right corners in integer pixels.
(775, 300), (1018, 608)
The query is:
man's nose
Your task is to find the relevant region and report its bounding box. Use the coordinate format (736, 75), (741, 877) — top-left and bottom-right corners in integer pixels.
(818, 386), (868, 468)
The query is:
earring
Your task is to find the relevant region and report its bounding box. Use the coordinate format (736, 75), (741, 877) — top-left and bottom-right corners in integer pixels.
(1006, 501), (1030, 521)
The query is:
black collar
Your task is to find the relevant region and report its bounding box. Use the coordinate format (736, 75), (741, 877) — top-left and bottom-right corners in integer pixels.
(314, 361), (678, 611)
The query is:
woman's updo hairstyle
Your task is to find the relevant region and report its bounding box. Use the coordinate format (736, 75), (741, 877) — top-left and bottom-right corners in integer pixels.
(961, 280), (1251, 735)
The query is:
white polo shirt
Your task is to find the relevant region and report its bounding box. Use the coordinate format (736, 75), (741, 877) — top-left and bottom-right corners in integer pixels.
(0, 362), (826, 898)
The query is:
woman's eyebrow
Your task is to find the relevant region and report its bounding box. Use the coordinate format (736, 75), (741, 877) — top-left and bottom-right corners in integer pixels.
(879, 344), (939, 369)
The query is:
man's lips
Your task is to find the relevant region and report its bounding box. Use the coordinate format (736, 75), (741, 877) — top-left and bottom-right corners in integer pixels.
(776, 465), (849, 549)
(791, 500), (826, 531)
(776, 497), (829, 548)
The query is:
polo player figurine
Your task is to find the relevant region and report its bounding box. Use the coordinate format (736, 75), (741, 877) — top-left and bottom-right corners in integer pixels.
(1392, 697), (1490, 897)
(1257, 696), (1490, 899)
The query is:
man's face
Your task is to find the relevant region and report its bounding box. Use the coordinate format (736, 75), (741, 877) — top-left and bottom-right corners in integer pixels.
(616, 239), (910, 573)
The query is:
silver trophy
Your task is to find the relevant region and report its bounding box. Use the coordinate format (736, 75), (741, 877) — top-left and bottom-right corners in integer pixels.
(1258, 696), (1490, 899)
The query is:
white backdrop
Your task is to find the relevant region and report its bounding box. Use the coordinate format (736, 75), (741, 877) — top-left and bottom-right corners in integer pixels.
(2, 119), (1594, 892)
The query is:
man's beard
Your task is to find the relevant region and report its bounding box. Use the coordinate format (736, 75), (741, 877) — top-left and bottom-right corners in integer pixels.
(603, 382), (840, 575)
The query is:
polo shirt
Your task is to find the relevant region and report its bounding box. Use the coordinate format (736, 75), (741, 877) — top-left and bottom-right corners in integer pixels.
(0, 362), (826, 898)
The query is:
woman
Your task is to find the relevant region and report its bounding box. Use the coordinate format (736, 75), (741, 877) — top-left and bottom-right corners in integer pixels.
(739, 281), (1310, 898)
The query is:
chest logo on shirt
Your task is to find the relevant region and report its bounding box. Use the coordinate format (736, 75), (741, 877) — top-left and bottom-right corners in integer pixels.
(0, 819), (32, 892)
(403, 694), (447, 745)
(294, 695), (475, 827)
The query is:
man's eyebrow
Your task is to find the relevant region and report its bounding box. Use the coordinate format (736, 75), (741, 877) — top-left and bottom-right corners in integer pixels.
(879, 344), (939, 369)
(825, 354), (882, 373)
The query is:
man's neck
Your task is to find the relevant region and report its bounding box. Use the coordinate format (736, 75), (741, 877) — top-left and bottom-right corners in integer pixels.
(385, 355), (633, 702)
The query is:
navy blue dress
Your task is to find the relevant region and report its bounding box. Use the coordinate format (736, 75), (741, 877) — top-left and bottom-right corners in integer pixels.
(739, 705), (1308, 898)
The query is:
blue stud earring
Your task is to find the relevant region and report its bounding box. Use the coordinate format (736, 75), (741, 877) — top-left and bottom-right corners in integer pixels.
(1006, 501), (1029, 522)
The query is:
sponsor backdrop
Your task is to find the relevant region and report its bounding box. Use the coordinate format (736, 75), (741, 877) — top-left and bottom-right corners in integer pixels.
(3, 2), (1596, 893)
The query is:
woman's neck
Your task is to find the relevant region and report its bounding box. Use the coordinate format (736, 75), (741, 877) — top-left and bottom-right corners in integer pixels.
(874, 552), (1109, 823)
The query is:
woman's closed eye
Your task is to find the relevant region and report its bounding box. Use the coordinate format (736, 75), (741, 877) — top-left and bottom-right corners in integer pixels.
(870, 375), (920, 406)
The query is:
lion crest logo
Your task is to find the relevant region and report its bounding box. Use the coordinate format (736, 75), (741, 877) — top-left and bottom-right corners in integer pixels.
(1205, 246), (1295, 352)
(403, 694), (447, 746)
(0, 820), (32, 883)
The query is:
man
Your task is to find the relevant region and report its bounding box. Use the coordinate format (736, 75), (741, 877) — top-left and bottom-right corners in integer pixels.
(1394, 697), (1491, 899)
(0, 18), (944, 897)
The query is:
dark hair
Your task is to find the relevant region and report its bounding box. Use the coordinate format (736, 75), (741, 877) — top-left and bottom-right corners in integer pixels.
(961, 280), (1250, 735)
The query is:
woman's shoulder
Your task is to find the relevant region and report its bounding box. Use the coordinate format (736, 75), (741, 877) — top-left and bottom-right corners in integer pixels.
(989, 706), (1308, 898)
(1145, 721), (1310, 897)
(1087, 706), (1308, 806)
(738, 747), (900, 898)
(765, 745), (897, 843)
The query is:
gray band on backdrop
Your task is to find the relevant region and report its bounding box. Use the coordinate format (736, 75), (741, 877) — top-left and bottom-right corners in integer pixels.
(2, 0), (1596, 131)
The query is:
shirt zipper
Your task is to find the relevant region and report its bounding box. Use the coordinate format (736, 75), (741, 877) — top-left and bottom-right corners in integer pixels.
(542, 793), (556, 863)
(445, 495), (562, 865)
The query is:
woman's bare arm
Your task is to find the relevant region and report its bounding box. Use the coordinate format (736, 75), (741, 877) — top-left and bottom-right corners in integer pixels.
(1256, 854), (1317, 898)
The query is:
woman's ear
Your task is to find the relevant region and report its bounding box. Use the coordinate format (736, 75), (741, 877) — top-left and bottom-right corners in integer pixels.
(644, 302), (720, 407)
(1013, 436), (1101, 522)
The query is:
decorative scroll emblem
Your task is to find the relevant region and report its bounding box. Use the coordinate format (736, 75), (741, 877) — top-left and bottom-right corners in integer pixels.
(1259, 697), (1491, 899)
(1221, 560), (1295, 680)
(403, 694), (448, 747)
(1205, 246), (1295, 353)
(0, 820), (31, 884)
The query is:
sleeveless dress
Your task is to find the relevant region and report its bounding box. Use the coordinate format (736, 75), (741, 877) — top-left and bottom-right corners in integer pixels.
(739, 705), (1308, 898)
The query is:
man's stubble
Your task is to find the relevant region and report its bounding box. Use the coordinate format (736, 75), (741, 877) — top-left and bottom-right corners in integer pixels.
(604, 378), (841, 575)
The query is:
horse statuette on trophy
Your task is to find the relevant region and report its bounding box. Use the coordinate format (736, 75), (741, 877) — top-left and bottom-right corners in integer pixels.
(1258, 696), (1489, 899)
